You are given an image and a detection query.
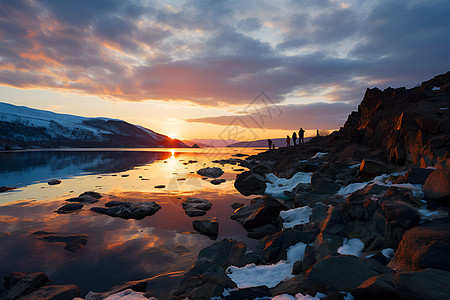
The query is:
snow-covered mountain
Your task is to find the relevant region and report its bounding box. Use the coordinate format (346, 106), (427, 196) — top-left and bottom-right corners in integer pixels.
(0, 102), (187, 149)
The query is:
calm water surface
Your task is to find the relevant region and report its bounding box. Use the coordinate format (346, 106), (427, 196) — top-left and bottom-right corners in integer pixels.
(0, 147), (263, 296)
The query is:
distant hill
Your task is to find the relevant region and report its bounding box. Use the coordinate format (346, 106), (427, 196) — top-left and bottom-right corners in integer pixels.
(184, 139), (240, 147)
(0, 102), (187, 149)
(227, 137), (313, 147)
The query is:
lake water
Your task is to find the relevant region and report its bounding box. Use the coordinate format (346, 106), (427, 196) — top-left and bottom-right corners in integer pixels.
(0, 147), (264, 297)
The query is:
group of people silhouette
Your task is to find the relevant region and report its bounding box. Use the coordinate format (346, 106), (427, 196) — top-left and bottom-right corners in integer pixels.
(267, 128), (305, 150)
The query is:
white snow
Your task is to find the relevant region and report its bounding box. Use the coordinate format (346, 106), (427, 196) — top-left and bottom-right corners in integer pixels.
(311, 152), (328, 159)
(381, 248), (395, 258)
(103, 289), (151, 300)
(348, 163), (361, 169)
(265, 172), (312, 199)
(418, 207), (440, 217)
(337, 182), (370, 197)
(226, 242), (307, 288)
(432, 86), (440, 91)
(273, 293), (323, 300)
(439, 107), (448, 110)
(343, 293), (355, 300)
(280, 206), (313, 228)
(337, 238), (364, 257)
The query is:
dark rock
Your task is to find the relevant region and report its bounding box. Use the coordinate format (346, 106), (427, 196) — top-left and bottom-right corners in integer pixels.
(197, 239), (248, 268)
(54, 203), (83, 214)
(351, 268), (450, 300)
(193, 217), (219, 239)
(21, 284), (80, 300)
(270, 276), (303, 297)
(65, 192), (101, 204)
(311, 162), (351, 194)
(234, 171), (266, 196)
(47, 179), (61, 185)
(252, 164), (270, 175)
(31, 232), (88, 252)
(79, 191), (103, 199)
(192, 143), (200, 148)
(403, 168), (434, 184)
(105, 200), (125, 207)
(423, 165), (450, 201)
(304, 202), (330, 230)
(0, 186), (16, 193)
(5, 272), (50, 300)
(230, 196), (287, 238)
(232, 153), (249, 157)
(231, 203), (244, 210)
(292, 260), (303, 275)
(225, 285), (271, 299)
(182, 198), (212, 217)
(302, 245), (316, 272)
(197, 167), (224, 178)
(210, 179), (226, 185)
(310, 174), (341, 194)
(295, 192), (345, 207)
(84, 279), (147, 300)
(359, 159), (390, 178)
(389, 218), (450, 272)
(90, 202), (161, 220)
(154, 185), (165, 188)
(254, 228), (319, 264)
(301, 256), (391, 293)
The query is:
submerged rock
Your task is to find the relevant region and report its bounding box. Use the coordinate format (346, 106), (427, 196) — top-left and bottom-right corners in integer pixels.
(197, 167), (224, 178)
(193, 217), (219, 239)
(210, 179), (226, 185)
(31, 231), (88, 252)
(90, 202), (161, 220)
(54, 203), (83, 214)
(47, 179), (61, 185)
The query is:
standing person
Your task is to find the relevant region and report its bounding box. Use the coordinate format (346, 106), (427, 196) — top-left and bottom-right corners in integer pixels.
(299, 128), (305, 144)
(292, 131), (297, 145)
(286, 135), (290, 147)
(267, 138), (272, 150)
(272, 144), (275, 150)
(316, 130), (320, 137)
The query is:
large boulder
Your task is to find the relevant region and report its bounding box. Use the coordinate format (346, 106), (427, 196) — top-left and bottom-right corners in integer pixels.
(358, 159), (390, 178)
(423, 165), (450, 201)
(234, 171), (266, 196)
(90, 202), (161, 219)
(21, 284), (80, 300)
(225, 286), (272, 300)
(301, 256), (391, 294)
(388, 218), (450, 272)
(197, 167), (224, 178)
(197, 239), (248, 268)
(5, 272), (50, 300)
(351, 268), (450, 300)
(230, 196), (287, 238)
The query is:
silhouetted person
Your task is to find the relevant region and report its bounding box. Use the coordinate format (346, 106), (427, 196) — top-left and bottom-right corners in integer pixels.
(267, 138), (272, 150)
(272, 144), (275, 150)
(286, 135), (290, 147)
(299, 128), (305, 144)
(292, 132), (297, 145)
(316, 129), (320, 137)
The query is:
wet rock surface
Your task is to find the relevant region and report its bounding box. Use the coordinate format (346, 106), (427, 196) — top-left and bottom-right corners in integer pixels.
(91, 201), (161, 219)
(197, 167), (224, 178)
(54, 203), (83, 214)
(182, 198), (212, 217)
(193, 217), (219, 239)
(234, 171), (266, 196)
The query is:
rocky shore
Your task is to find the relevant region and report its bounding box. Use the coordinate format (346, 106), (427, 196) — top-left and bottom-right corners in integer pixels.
(2, 72), (449, 299)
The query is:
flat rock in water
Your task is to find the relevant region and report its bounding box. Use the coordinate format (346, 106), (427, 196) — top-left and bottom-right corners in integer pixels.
(105, 200), (126, 207)
(182, 198), (212, 211)
(90, 202), (161, 220)
(31, 232), (89, 252)
(0, 186), (16, 193)
(4, 272), (50, 300)
(54, 203), (83, 214)
(197, 167), (224, 178)
(65, 192), (102, 204)
(154, 185), (166, 188)
(210, 179), (226, 185)
(185, 209), (207, 217)
(193, 217), (219, 239)
(21, 284), (80, 300)
(79, 191), (103, 199)
(234, 171), (266, 196)
(47, 179), (61, 185)
(231, 203), (244, 210)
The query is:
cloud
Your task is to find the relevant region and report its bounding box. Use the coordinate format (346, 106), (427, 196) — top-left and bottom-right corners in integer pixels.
(186, 102), (357, 130)
(0, 0), (449, 107)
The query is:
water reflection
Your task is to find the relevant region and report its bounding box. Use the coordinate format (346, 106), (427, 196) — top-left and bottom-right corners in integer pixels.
(0, 148), (260, 297)
(0, 150), (171, 187)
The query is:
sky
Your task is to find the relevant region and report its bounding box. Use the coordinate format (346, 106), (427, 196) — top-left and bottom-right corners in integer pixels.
(0, 0), (449, 141)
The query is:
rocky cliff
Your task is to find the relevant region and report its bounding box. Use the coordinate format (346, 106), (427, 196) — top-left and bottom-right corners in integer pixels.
(331, 71), (450, 167)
